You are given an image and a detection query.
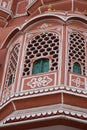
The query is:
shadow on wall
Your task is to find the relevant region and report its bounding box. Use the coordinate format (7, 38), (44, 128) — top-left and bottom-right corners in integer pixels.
(30, 125), (81, 130)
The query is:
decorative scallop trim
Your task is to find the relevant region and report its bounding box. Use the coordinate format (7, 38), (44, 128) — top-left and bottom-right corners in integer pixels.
(2, 107), (87, 125)
(0, 85), (87, 107)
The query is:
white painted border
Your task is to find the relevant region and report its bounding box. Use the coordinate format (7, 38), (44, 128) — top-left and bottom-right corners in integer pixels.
(1, 85), (87, 109)
(0, 36), (21, 100)
(69, 73), (86, 89)
(1, 104), (87, 126)
(16, 0), (28, 15)
(21, 72), (57, 92)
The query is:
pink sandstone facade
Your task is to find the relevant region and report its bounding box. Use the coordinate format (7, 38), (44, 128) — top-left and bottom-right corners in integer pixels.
(0, 0), (87, 130)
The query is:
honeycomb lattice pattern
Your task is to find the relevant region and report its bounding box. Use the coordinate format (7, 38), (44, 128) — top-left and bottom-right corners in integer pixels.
(68, 32), (85, 75)
(5, 43), (20, 88)
(23, 32), (59, 76)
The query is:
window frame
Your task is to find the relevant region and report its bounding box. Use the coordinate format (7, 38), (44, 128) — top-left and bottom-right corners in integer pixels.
(32, 58), (49, 75)
(72, 62), (82, 74)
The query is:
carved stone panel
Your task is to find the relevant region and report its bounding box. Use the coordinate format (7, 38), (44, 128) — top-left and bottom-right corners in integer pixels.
(22, 72), (57, 91)
(69, 74), (85, 88)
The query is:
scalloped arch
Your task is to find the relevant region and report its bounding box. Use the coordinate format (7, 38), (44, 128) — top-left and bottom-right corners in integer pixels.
(2, 13), (87, 48)
(21, 14), (65, 31)
(21, 14), (87, 31)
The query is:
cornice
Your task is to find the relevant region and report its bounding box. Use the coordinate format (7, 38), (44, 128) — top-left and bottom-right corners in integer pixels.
(0, 85), (87, 108)
(21, 12), (87, 31)
(1, 104), (87, 127)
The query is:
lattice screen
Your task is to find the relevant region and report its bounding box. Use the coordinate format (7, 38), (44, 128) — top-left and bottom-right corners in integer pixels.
(4, 43), (20, 88)
(23, 32), (59, 76)
(68, 32), (85, 75)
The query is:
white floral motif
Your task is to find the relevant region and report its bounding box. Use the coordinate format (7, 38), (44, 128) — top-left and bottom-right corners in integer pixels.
(40, 23), (48, 29)
(27, 76), (52, 89)
(72, 77), (85, 87)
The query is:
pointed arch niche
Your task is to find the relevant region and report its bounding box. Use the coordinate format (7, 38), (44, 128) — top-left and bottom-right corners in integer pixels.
(21, 19), (63, 91)
(1, 40), (20, 102)
(67, 20), (87, 89)
(4, 43), (20, 88)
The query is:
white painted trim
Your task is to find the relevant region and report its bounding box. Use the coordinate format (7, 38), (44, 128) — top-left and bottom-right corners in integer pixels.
(25, 21), (63, 34)
(0, 5), (13, 17)
(7, 0), (12, 10)
(0, 27), (20, 49)
(64, 26), (68, 85)
(58, 26), (63, 85)
(1, 85), (87, 109)
(16, 34), (27, 93)
(1, 115), (87, 127)
(15, 0), (28, 15)
(0, 49), (9, 97)
(12, 38), (22, 94)
(20, 12), (87, 31)
(41, 0), (44, 5)
(71, 0), (74, 12)
(1, 104), (87, 126)
(0, 12), (87, 49)
(14, 13), (27, 18)
(0, 36), (21, 101)
(69, 73), (86, 89)
(21, 72), (57, 92)
(11, 101), (16, 111)
(26, 0), (37, 11)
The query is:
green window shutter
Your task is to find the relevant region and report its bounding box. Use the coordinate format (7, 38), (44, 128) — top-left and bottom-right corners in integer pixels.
(8, 74), (13, 86)
(32, 60), (42, 74)
(73, 62), (81, 74)
(42, 59), (49, 73)
(33, 59), (49, 74)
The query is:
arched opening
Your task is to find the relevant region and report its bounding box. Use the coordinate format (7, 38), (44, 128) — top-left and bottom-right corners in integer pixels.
(4, 43), (20, 88)
(32, 58), (49, 74)
(23, 32), (59, 76)
(73, 62), (81, 74)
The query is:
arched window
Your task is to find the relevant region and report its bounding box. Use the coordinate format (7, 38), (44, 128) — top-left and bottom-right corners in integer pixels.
(73, 62), (81, 74)
(23, 32), (59, 76)
(5, 43), (20, 88)
(68, 32), (85, 75)
(33, 59), (49, 74)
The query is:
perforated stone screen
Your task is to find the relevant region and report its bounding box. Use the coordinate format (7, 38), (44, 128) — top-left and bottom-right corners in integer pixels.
(4, 43), (20, 88)
(68, 32), (85, 75)
(23, 32), (59, 76)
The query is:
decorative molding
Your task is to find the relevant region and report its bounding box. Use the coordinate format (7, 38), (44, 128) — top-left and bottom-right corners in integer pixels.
(69, 74), (86, 88)
(72, 77), (85, 88)
(1, 104), (87, 125)
(39, 23), (49, 29)
(26, 33), (33, 42)
(0, 5), (13, 18)
(27, 76), (52, 89)
(21, 73), (56, 91)
(0, 85), (87, 108)
(26, 0), (37, 11)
